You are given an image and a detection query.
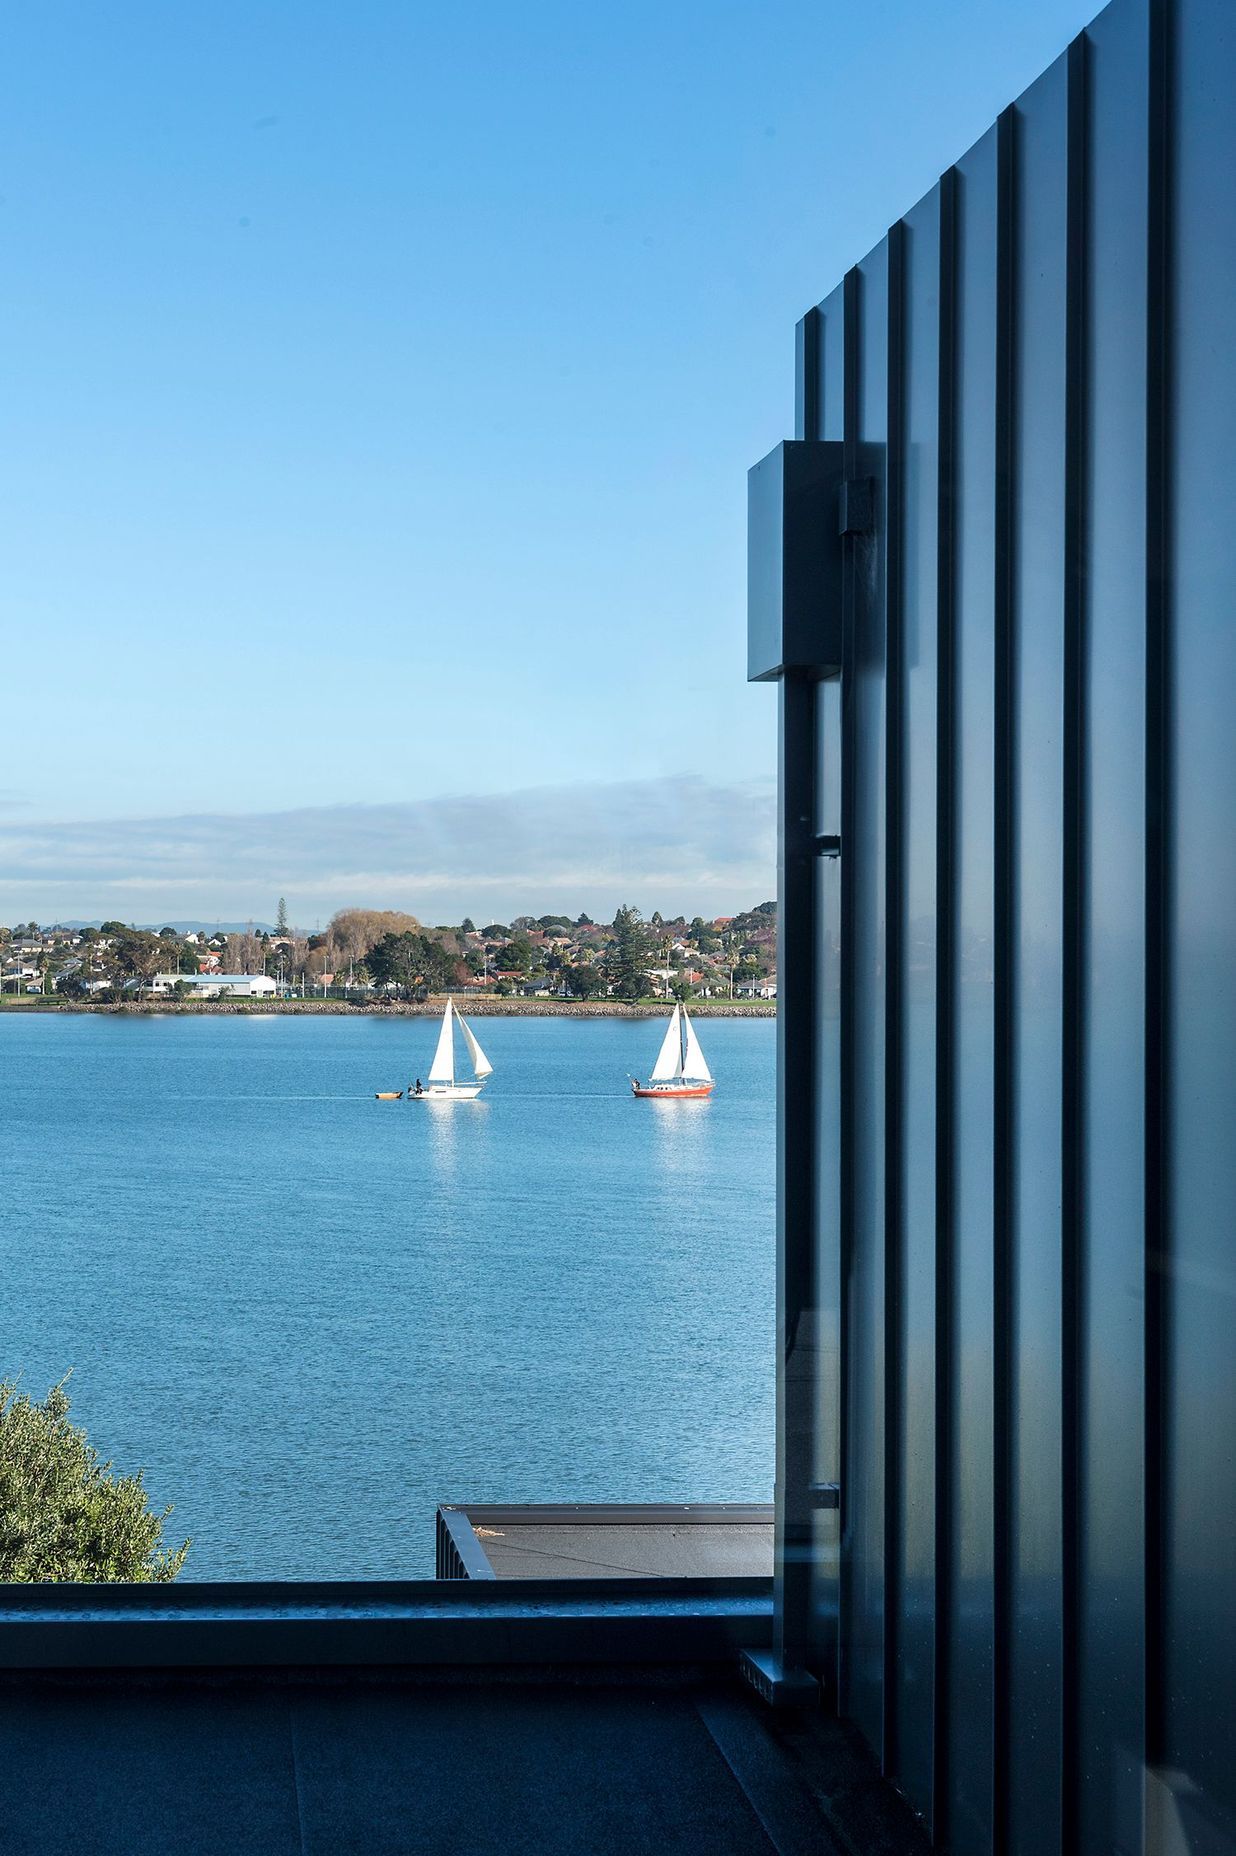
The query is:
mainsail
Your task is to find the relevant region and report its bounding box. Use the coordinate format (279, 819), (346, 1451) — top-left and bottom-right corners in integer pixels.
(650, 1004), (684, 1081)
(457, 1012), (493, 1080)
(680, 1007), (713, 1082)
(428, 998), (456, 1084)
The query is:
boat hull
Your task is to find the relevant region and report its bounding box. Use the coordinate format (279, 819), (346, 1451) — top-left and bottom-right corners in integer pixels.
(409, 1084), (485, 1101)
(374, 1092), (403, 1100)
(631, 1081), (714, 1099)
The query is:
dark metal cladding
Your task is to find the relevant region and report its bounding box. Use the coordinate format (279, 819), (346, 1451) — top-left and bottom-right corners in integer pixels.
(1164, 0), (1236, 1831)
(893, 180), (942, 1826)
(749, 0), (1236, 1849)
(843, 241), (890, 1761)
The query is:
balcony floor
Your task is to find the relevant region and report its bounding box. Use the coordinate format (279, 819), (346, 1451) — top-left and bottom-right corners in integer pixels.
(0, 1665), (926, 1856)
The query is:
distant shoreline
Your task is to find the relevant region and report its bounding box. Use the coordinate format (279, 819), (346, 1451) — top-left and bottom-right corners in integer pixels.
(0, 995), (775, 1019)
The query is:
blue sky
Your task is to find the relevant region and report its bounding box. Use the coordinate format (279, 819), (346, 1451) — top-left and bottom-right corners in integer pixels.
(1, 0), (1098, 922)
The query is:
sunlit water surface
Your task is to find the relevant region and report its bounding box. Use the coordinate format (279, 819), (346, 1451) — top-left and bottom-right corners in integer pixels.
(0, 1011), (774, 1578)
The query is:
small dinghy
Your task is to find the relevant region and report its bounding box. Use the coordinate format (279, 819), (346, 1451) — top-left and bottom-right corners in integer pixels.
(375, 1091), (403, 1100)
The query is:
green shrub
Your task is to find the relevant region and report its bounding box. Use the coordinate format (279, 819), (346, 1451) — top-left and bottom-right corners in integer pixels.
(0, 1377), (189, 1582)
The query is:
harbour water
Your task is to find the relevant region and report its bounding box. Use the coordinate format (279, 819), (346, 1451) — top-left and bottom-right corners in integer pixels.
(0, 1010), (775, 1578)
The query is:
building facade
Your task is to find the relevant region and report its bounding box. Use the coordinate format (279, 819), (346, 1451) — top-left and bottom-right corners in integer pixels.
(152, 973), (279, 998)
(749, 0), (1236, 1849)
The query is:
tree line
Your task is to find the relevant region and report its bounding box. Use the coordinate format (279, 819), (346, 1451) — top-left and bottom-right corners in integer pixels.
(4, 901), (779, 1002)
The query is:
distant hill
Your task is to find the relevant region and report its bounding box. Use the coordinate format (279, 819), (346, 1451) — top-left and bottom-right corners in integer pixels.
(53, 920), (277, 935)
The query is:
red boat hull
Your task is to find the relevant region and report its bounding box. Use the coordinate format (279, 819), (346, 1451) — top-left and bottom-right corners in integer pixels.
(631, 1082), (715, 1099)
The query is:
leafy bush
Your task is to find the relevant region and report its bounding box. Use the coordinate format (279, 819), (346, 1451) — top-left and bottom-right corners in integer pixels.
(0, 1377), (189, 1582)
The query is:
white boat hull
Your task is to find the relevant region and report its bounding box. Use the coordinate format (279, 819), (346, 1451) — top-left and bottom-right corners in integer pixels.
(409, 1083), (485, 1101)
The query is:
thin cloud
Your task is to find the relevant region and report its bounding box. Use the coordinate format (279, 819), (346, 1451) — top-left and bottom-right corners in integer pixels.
(0, 775), (775, 924)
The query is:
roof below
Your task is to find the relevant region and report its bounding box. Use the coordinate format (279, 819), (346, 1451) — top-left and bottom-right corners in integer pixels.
(0, 1665), (929, 1856)
(480, 1520), (773, 1579)
(439, 1502), (775, 1580)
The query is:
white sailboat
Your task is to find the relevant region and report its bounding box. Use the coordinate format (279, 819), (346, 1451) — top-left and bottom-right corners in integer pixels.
(408, 998), (493, 1100)
(631, 1002), (715, 1099)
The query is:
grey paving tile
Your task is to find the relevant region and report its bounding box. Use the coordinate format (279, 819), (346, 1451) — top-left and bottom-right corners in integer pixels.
(290, 1679), (777, 1856)
(0, 1681), (303, 1856)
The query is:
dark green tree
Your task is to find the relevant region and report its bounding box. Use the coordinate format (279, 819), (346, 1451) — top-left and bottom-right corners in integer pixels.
(112, 930), (168, 994)
(276, 897), (289, 935)
(607, 905), (652, 1001)
(564, 964), (605, 999)
(365, 931), (455, 998)
(0, 1378), (189, 1582)
(498, 936), (534, 976)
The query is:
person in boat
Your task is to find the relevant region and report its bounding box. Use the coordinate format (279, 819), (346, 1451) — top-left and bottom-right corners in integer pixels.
(413, 1078), (423, 1096)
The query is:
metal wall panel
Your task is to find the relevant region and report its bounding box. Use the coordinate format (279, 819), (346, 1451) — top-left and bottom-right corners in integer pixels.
(760, 0), (1236, 1849)
(806, 287), (845, 1675)
(1078, 5), (1149, 1849)
(941, 122), (1001, 1856)
(1006, 53), (1071, 1856)
(842, 244), (891, 1757)
(892, 185), (942, 1823)
(1163, 0), (1236, 1832)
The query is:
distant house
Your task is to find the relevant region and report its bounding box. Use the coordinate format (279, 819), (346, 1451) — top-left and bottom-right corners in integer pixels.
(736, 980), (777, 1000)
(152, 973), (279, 999)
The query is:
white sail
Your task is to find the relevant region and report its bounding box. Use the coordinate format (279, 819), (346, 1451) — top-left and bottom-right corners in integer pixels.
(457, 1011), (493, 1080)
(428, 998), (456, 1084)
(649, 1004), (684, 1081)
(680, 1006), (713, 1082)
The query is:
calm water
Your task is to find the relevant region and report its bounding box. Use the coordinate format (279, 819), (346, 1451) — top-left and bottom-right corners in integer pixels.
(0, 1011), (774, 1578)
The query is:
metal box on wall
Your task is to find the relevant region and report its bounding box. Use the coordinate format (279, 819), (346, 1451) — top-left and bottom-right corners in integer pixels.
(747, 440), (844, 681)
